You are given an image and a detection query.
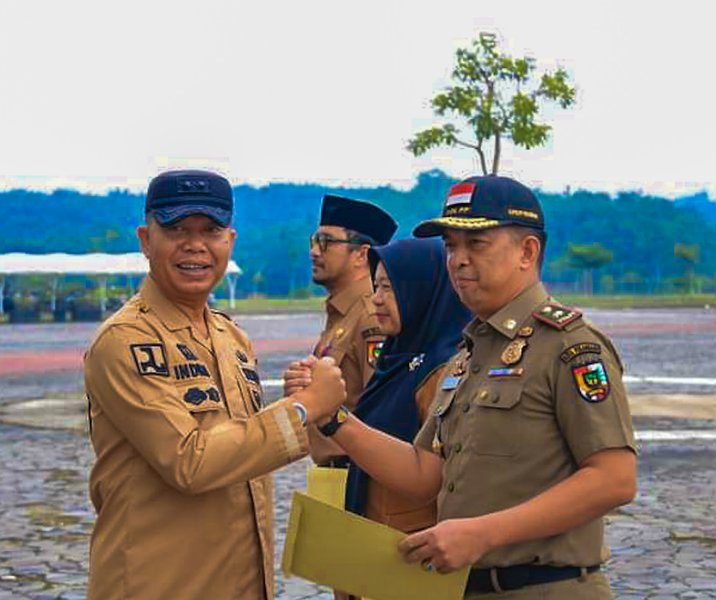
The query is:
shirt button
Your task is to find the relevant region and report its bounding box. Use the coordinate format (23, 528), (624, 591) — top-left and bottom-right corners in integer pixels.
(447, 482), (455, 492)
(462, 403), (470, 413)
(471, 364), (480, 373)
(478, 389), (489, 400)
(454, 442), (462, 453)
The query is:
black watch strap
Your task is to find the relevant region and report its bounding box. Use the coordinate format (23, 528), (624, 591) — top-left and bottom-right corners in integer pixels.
(318, 405), (350, 437)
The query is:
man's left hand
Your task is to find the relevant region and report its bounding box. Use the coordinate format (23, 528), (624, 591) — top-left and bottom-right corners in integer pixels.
(397, 518), (491, 574)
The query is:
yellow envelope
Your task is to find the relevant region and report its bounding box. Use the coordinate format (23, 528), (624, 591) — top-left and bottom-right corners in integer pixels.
(305, 466), (348, 509)
(282, 491), (469, 600)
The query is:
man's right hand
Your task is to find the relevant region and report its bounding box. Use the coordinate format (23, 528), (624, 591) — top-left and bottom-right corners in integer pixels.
(292, 356), (346, 425)
(282, 359), (312, 396)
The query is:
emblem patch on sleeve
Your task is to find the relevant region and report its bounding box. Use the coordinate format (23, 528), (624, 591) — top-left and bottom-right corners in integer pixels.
(366, 340), (384, 368)
(130, 343), (169, 377)
(560, 342), (601, 363)
(572, 360), (610, 402)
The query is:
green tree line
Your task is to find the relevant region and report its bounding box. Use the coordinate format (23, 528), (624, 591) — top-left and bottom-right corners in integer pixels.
(1, 170), (715, 298)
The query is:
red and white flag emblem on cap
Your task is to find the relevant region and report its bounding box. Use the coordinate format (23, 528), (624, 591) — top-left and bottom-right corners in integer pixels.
(444, 182), (475, 207)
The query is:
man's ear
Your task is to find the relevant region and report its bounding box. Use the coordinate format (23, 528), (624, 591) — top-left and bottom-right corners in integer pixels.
(520, 235), (541, 270)
(352, 243), (370, 269)
(137, 225), (150, 258)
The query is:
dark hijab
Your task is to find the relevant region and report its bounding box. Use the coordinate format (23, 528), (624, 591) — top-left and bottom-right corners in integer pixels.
(345, 238), (472, 515)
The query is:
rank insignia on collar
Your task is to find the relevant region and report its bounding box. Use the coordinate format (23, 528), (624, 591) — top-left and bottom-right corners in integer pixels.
(334, 327), (345, 340)
(501, 339), (528, 365)
(488, 367), (524, 378)
(533, 303), (582, 329)
(572, 360), (610, 402)
(367, 340), (384, 368)
(408, 353), (425, 372)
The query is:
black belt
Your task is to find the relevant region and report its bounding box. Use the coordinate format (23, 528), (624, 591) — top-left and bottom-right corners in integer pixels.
(323, 456), (349, 468)
(465, 564), (600, 594)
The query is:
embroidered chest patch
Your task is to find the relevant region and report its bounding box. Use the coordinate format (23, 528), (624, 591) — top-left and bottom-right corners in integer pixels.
(572, 360), (610, 402)
(130, 343), (169, 377)
(367, 340), (384, 367)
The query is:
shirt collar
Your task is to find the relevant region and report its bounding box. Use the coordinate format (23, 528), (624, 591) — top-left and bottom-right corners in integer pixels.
(139, 276), (209, 332)
(327, 275), (373, 316)
(463, 281), (549, 344)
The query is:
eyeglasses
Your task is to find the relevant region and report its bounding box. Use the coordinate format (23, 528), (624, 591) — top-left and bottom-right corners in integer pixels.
(309, 232), (363, 253)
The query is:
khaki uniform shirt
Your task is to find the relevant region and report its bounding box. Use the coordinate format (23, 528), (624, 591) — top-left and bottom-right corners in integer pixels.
(85, 277), (308, 600)
(309, 276), (384, 464)
(415, 282), (636, 569)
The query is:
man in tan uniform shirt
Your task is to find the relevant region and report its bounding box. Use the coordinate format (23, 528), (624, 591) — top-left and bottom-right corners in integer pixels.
(321, 176), (637, 598)
(85, 170), (346, 600)
(284, 194), (397, 466)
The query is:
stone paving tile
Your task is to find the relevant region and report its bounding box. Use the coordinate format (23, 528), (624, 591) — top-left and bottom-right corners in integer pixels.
(1, 425), (715, 598)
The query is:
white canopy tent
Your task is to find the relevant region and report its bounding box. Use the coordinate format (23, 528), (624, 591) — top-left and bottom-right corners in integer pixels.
(0, 253), (242, 315)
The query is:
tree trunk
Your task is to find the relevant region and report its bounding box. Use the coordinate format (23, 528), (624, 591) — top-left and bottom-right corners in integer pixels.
(492, 132), (501, 174)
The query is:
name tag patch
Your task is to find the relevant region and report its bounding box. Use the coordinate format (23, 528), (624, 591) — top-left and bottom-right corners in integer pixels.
(174, 362), (210, 380)
(441, 376), (461, 391)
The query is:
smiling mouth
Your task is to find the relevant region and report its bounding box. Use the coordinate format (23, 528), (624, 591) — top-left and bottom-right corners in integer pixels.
(176, 263), (212, 272)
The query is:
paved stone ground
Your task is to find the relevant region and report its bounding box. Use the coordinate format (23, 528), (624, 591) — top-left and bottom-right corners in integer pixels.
(1, 416), (715, 599)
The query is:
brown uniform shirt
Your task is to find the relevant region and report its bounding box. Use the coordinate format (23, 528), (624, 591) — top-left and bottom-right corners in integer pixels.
(309, 276), (384, 465)
(365, 366), (445, 533)
(415, 282), (636, 569)
(85, 277), (308, 600)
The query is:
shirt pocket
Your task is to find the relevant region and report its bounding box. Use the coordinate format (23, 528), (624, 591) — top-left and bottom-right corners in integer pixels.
(468, 384), (523, 457)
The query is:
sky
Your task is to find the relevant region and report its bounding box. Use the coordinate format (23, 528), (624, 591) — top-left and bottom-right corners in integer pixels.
(0, 0), (714, 198)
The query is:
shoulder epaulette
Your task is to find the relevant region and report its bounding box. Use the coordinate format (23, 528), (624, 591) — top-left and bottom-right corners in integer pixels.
(533, 303), (582, 329)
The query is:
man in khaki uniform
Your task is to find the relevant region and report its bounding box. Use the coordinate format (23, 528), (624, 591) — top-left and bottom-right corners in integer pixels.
(85, 170), (346, 600)
(283, 194), (397, 466)
(321, 176), (637, 598)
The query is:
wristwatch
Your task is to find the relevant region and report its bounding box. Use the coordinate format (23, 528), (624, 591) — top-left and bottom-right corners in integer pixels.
(292, 401), (308, 427)
(318, 405), (350, 437)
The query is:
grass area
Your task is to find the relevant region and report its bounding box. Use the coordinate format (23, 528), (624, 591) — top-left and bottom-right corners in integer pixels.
(216, 293), (716, 314)
(2, 293), (712, 322)
(215, 296), (325, 314)
(557, 293), (716, 309)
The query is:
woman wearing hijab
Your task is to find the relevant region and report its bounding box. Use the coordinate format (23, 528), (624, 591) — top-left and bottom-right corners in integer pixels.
(344, 237), (472, 532)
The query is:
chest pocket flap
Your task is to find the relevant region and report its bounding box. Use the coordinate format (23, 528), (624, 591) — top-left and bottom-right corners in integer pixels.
(474, 386), (522, 410)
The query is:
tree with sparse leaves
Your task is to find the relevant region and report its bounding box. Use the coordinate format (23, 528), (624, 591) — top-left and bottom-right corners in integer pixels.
(674, 243), (700, 294)
(567, 243), (613, 295)
(408, 32), (576, 174)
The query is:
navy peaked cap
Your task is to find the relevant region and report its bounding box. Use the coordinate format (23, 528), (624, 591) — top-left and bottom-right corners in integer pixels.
(413, 175), (544, 237)
(319, 195), (397, 245)
(145, 170), (233, 227)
